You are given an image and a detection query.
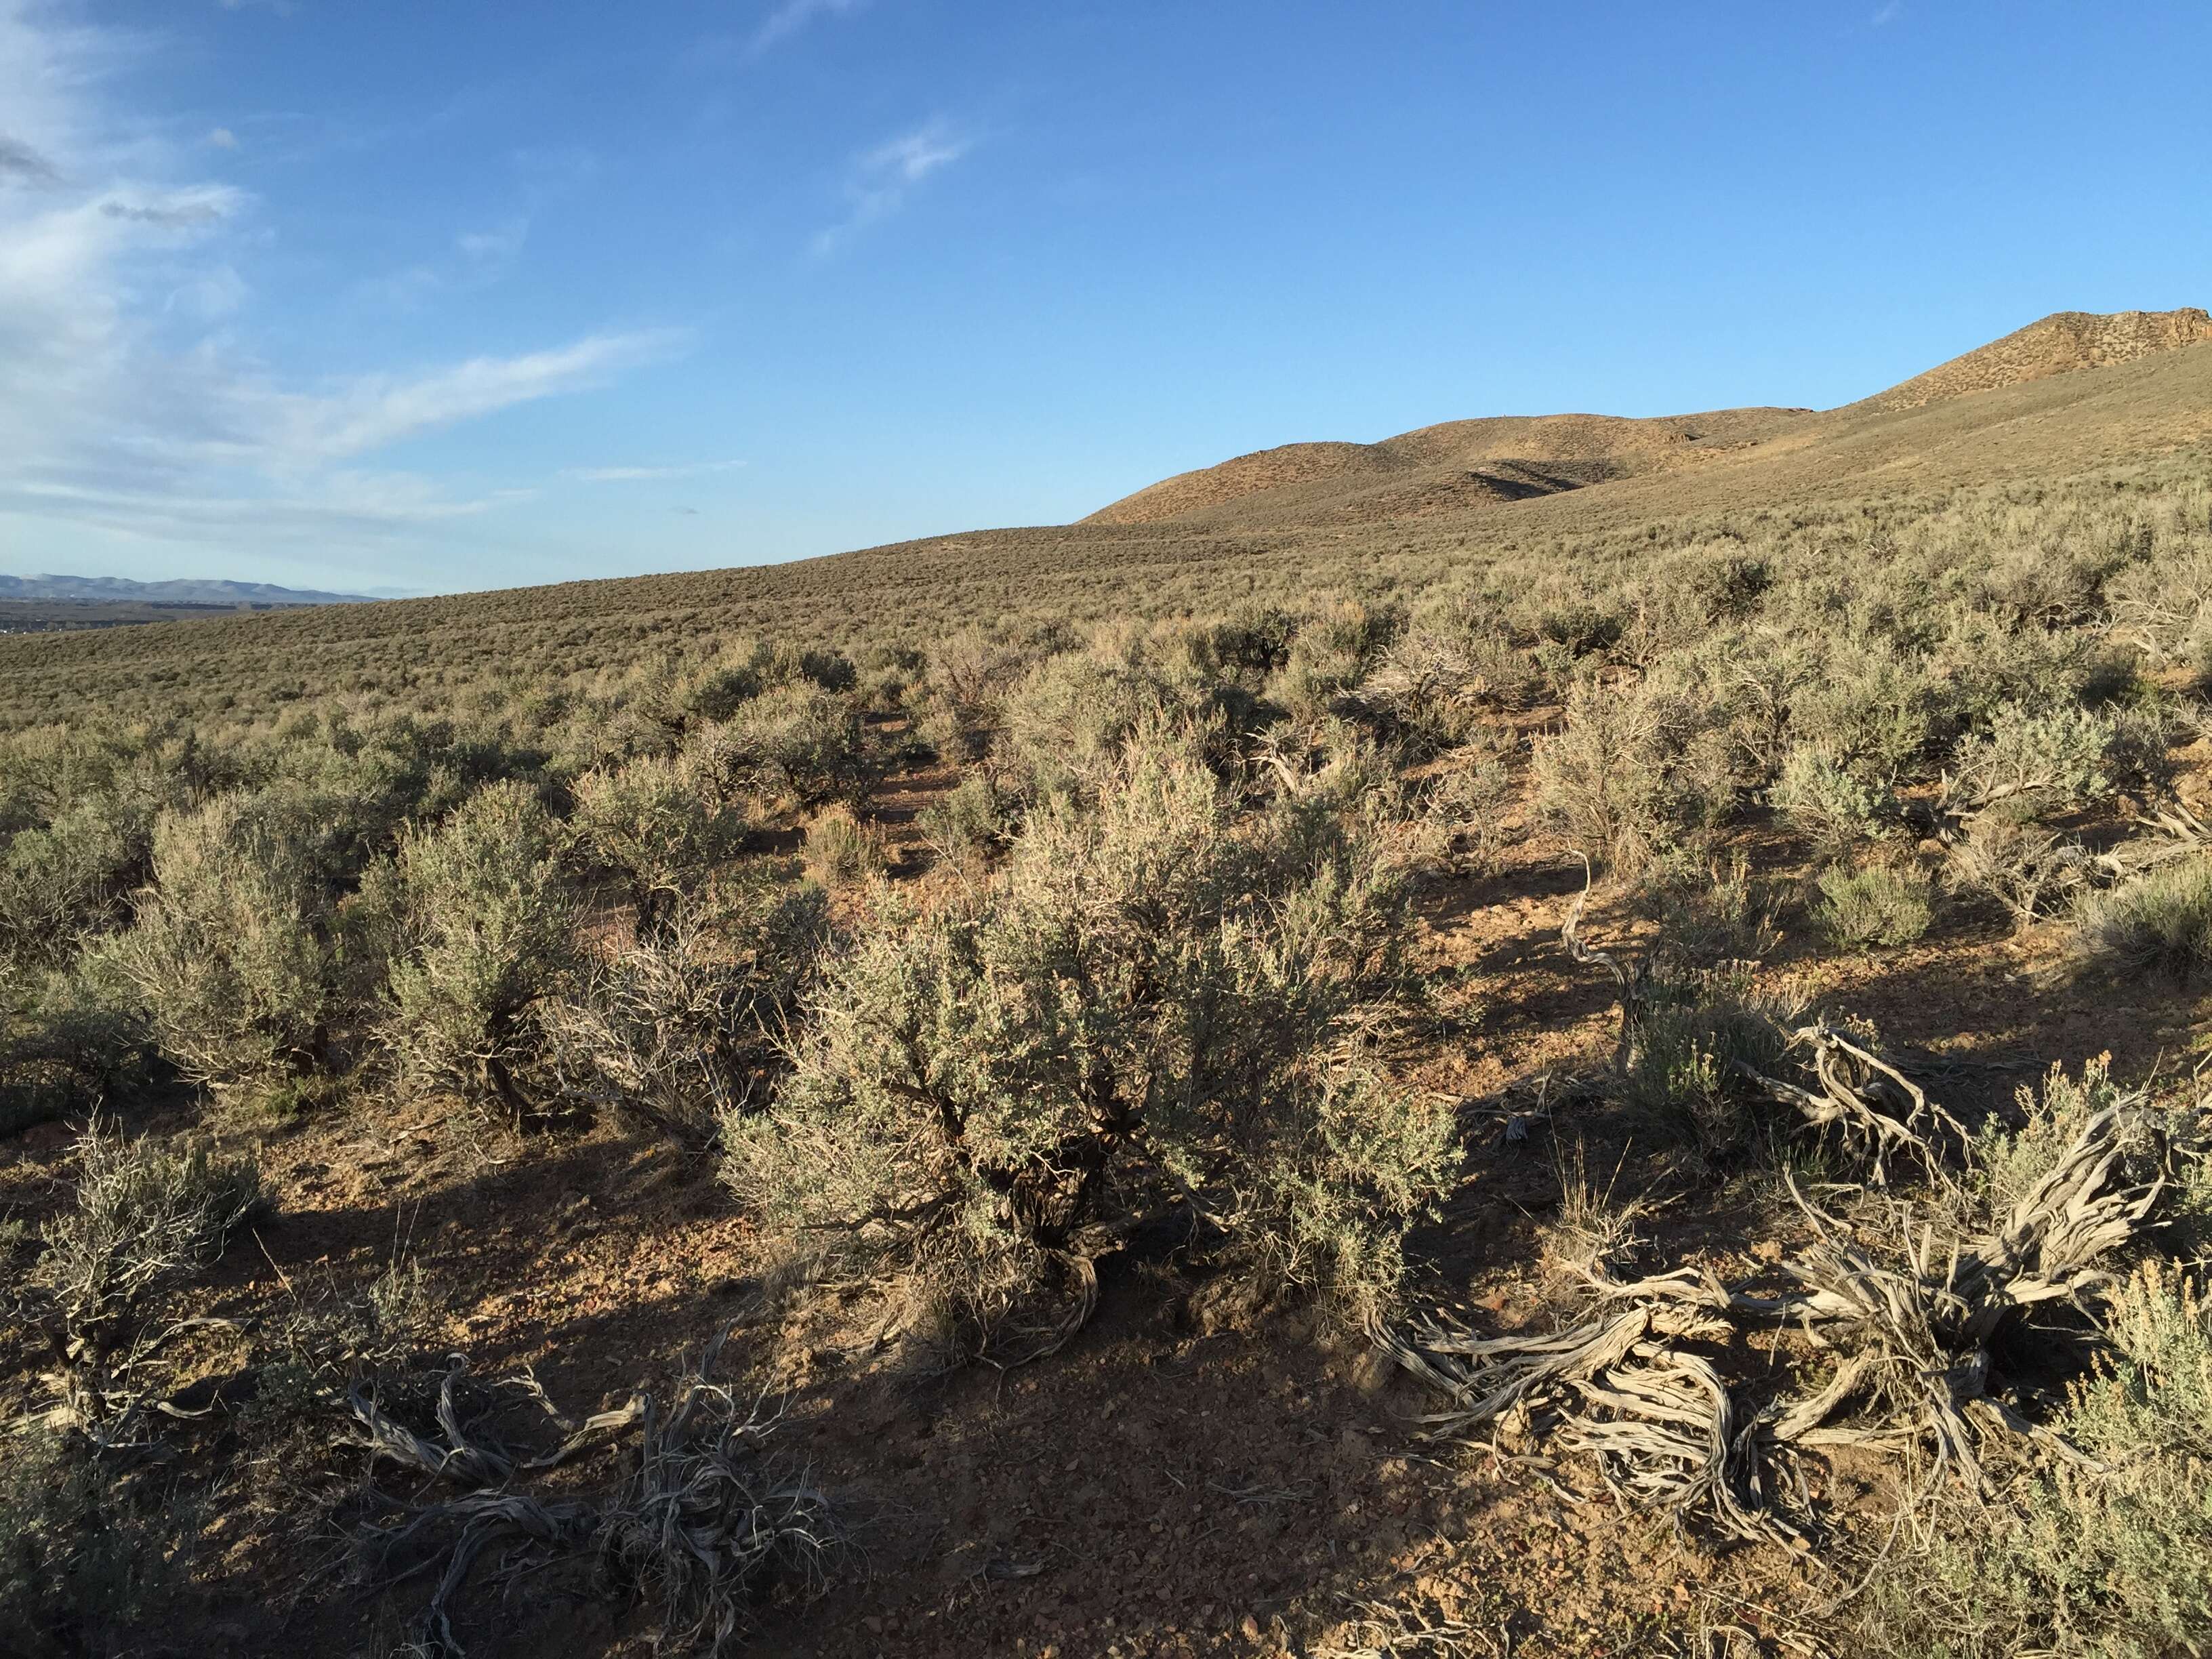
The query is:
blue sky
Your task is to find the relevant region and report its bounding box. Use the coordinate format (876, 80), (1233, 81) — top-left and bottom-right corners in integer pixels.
(1, 1), (2207, 596)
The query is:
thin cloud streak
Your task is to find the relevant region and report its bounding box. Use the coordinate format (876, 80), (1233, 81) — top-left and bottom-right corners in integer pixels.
(749, 0), (865, 58)
(812, 116), (975, 255)
(565, 459), (747, 483)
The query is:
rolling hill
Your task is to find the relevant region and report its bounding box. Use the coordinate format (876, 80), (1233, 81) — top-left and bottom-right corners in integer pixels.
(1080, 307), (2212, 531)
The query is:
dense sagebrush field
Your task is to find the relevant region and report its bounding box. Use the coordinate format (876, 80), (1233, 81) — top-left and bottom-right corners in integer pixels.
(8, 447), (2212, 1657)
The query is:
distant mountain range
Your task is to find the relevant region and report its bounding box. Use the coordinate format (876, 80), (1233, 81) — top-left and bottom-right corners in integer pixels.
(0, 574), (380, 607)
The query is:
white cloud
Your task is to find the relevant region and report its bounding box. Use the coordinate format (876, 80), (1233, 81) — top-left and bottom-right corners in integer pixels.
(565, 459), (746, 483)
(1871, 2), (1903, 22)
(206, 126), (238, 150)
(813, 116), (974, 255)
(260, 333), (680, 463)
(0, 1), (679, 557)
(456, 217), (527, 266)
(750, 0), (865, 57)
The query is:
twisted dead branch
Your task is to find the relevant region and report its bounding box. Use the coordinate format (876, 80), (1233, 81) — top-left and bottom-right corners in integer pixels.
(342, 1335), (839, 1658)
(1734, 1023), (1968, 1187)
(1562, 858), (1959, 1182)
(1374, 1094), (2163, 1542)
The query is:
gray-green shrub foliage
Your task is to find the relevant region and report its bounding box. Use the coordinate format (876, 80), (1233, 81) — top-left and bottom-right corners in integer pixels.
(105, 791), (350, 1087)
(724, 723), (1454, 1348)
(386, 781), (577, 1120)
(1533, 680), (1738, 872)
(1815, 861), (1935, 950)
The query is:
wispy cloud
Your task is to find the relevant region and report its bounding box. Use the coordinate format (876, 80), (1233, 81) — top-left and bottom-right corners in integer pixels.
(749, 0), (865, 58)
(266, 333), (680, 462)
(0, 1), (681, 555)
(206, 126), (239, 150)
(813, 116), (974, 255)
(0, 135), (62, 186)
(565, 459), (746, 483)
(456, 218), (527, 266)
(1871, 2), (1903, 23)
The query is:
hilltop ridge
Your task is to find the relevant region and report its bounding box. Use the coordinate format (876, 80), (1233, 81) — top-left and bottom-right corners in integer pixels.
(1858, 306), (2212, 412)
(1084, 308), (2211, 530)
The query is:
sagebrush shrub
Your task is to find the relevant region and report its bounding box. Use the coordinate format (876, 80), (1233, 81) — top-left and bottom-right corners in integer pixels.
(1621, 972), (1798, 1158)
(724, 725), (1454, 1351)
(2075, 855), (2212, 985)
(1772, 743), (1889, 856)
(33, 1116), (264, 1347)
(916, 773), (1015, 876)
(106, 790), (351, 1087)
(1815, 861), (1935, 951)
(1860, 1258), (2212, 1658)
(0, 1428), (165, 1658)
(386, 781), (577, 1122)
(0, 958), (151, 1133)
(1943, 701), (2115, 815)
(1946, 802), (2089, 928)
(1532, 681), (1737, 872)
(548, 883), (827, 1146)
(1422, 741), (1514, 874)
(994, 652), (1172, 796)
(718, 683), (874, 809)
(802, 804), (886, 887)
(569, 753), (743, 936)
(1788, 641), (1945, 787)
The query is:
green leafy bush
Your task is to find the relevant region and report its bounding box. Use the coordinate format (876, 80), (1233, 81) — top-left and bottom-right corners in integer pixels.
(724, 725), (1454, 1352)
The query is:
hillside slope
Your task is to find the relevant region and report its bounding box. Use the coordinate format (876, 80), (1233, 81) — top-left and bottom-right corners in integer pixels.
(1083, 407), (1815, 527)
(1857, 306), (2212, 412)
(1084, 308), (2210, 531)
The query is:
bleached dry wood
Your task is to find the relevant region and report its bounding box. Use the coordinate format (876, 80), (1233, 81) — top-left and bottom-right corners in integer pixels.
(1374, 1091), (2161, 1540)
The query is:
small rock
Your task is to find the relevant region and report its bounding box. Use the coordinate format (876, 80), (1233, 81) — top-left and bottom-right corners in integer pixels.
(1349, 1347), (1395, 1396)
